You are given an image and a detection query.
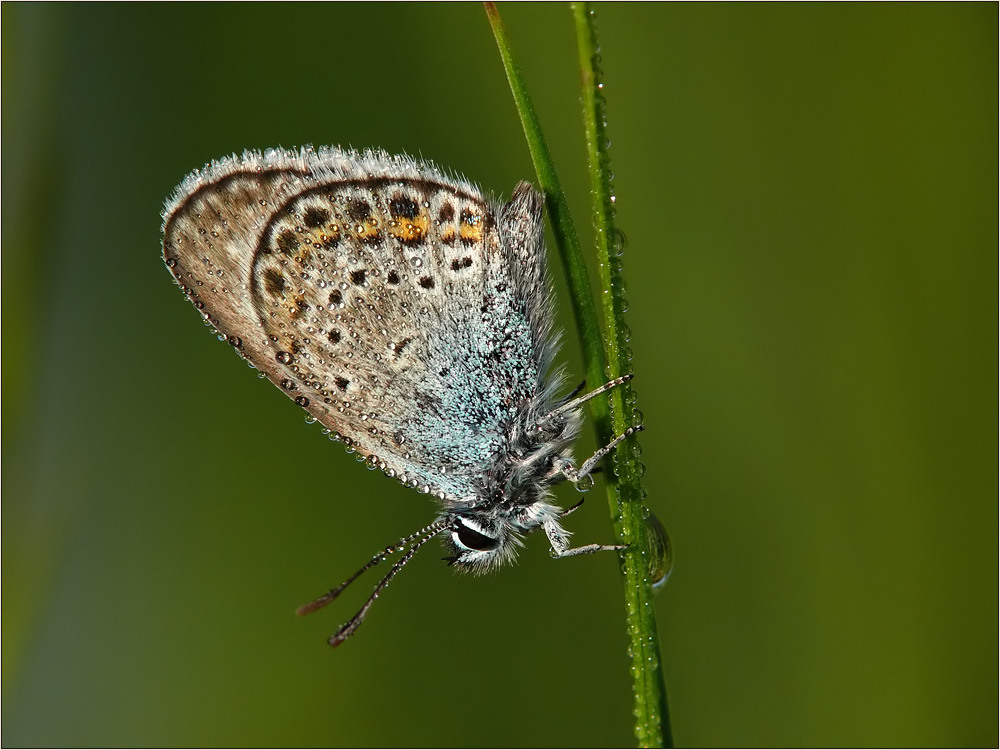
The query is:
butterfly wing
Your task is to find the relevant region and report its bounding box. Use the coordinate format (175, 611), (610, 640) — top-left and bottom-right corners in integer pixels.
(162, 147), (552, 502)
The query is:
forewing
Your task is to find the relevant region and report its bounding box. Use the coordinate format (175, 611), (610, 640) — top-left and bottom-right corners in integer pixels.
(163, 147), (546, 500)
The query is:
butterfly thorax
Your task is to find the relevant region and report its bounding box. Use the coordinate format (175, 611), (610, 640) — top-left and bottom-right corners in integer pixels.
(440, 393), (585, 572)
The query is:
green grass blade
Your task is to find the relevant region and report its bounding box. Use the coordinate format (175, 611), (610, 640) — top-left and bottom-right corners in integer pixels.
(483, 2), (611, 436)
(487, 2), (674, 747)
(572, 5), (673, 746)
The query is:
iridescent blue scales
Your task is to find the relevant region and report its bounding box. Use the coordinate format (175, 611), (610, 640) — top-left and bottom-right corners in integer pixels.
(162, 147), (637, 645)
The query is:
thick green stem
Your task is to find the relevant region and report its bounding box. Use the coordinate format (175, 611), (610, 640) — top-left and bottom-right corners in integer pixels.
(486, 3), (673, 747)
(571, 5), (672, 746)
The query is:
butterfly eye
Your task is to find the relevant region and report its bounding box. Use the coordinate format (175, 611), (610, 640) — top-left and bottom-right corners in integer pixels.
(453, 520), (499, 551)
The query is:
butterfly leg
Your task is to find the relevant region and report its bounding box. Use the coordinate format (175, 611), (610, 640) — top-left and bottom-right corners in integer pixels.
(560, 424), (645, 487)
(548, 374), (635, 419)
(544, 417), (645, 558)
(542, 517), (626, 558)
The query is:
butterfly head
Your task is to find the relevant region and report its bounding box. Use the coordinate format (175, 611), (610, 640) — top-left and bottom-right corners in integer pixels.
(443, 496), (566, 573)
(443, 512), (523, 572)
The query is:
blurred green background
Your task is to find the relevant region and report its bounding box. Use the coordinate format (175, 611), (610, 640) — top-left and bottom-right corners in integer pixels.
(3, 3), (995, 747)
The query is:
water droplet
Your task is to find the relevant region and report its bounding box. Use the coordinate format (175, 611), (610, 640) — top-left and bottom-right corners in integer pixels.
(644, 511), (673, 593)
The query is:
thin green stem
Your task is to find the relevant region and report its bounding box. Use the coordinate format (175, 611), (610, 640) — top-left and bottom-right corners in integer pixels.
(572, 4), (672, 746)
(483, 2), (611, 440)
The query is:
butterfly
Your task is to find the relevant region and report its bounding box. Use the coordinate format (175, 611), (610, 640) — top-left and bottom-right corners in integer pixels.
(162, 146), (639, 645)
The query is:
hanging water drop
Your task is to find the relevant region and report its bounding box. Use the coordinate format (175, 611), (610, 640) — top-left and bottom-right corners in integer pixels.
(643, 511), (673, 593)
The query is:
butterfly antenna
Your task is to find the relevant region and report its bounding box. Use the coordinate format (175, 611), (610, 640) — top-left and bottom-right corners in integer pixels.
(326, 522), (446, 647)
(296, 519), (447, 617)
(296, 519), (448, 647)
